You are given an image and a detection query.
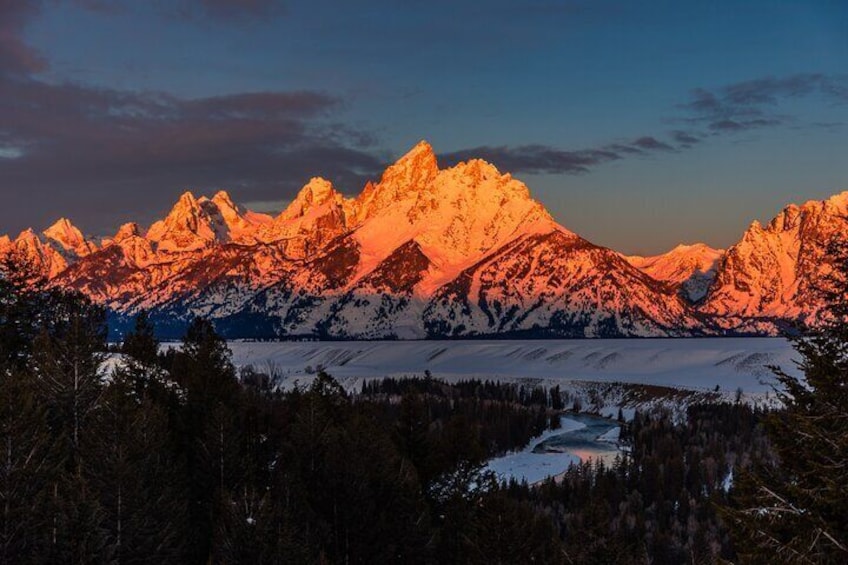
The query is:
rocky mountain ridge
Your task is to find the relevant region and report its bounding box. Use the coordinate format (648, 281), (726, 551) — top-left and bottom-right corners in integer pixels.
(1, 141), (845, 338)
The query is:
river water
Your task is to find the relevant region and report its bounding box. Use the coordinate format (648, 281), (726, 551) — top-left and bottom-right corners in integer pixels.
(485, 413), (622, 485)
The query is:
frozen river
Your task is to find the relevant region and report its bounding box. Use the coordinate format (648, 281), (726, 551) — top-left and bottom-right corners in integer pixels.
(485, 413), (622, 485)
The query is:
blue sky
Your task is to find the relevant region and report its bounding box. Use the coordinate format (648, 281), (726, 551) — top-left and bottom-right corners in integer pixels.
(1, 0), (847, 253)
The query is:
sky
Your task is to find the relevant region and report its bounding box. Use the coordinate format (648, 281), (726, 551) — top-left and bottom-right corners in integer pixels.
(0, 0), (847, 255)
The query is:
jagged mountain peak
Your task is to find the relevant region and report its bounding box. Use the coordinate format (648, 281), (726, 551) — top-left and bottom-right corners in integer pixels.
(173, 190), (200, 213)
(350, 145), (558, 290)
(703, 191), (848, 322)
(44, 217), (81, 239)
(353, 142), (439, 221)
(113, 222), (142, 243)
(767, 204), (802, 232)
(252, 178), (350, 257)
(147, 188), (270, 247)
(43, 217), (97, 256)
(146, 190), (224, 252)
(379, 140), (439, 188)
(207, 189), (271, 241)
(278, 177), (344, 221)
(153, 190), (205, 231)
(15, 228), (38, 241)
(394, 140), (437, 170)
(1, 227), (69, 278)
(753, 192), (848, 235)
(211, 190), (236, 209)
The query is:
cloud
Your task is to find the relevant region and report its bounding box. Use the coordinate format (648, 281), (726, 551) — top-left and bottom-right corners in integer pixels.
(632, 136), (674, 151)
(0, 77), (384, 232)
(439, 134), (681, 175)
(440, 72), (848, 177)
(679, 73), (848, 133)
(671, 130), (701, 146)
(0, 0), (48, 75)
(440, 145), (621, 175)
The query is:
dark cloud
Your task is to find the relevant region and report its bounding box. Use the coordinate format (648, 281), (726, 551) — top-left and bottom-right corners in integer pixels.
(671, 130), (701, 146)
(440, 72), (848, 176)
(440, 131), (695, 175)
(0, 76), (383, 234)
(679, 73), (848, 133)
(0, 0), (47, 75)
(440, 145), (621, 175)
(632, 136), (674, 151)
(708, 118), (782, 132)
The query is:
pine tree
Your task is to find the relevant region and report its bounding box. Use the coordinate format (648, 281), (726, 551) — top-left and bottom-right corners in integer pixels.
(0, 369), (56, 563)
(727, 239), (848, 563)
(169, 317), (242, 563)
(28, 290), (112, 563)
(31, 292), (106, 474)
(90, 368), (186, 564)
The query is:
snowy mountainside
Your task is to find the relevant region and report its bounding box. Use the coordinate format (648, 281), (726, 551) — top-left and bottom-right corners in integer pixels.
(1, 140), (846, 338)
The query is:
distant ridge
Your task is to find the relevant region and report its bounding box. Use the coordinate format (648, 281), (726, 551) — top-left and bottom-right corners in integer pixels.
(2, 140), (845, 339)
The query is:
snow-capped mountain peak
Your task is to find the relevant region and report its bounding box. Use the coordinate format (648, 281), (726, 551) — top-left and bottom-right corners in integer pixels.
(353, 141), (440, 224)
(112, 222), (142, 243)
(146, 190), (228, 252)
(278, 177), (345, 222)
(208, 189), (271, 242)
(382, 140), (439, 186)
(43, 217), (97, 257)
(625, 243), (724, 302)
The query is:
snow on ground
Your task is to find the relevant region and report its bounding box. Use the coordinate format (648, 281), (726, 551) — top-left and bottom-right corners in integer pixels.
(225, 337), (797, 395)
(596, 426), (621, 443)
(485, 417), (585, 485)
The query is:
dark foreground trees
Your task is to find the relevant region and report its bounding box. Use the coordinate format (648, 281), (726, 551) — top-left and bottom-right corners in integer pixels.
(725, 241), (848, 563)
(8, 248), (847, 563)
(0, 259), (564, 563)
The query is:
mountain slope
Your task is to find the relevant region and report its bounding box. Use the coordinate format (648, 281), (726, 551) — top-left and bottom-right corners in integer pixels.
(426, 230), (698, 338)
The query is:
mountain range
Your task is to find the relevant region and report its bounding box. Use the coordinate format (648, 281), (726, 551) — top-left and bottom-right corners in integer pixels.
(2, 141), (845, 339)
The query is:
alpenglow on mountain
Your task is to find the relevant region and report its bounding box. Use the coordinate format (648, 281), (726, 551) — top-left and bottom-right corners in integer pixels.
(2, 141), (845, 339)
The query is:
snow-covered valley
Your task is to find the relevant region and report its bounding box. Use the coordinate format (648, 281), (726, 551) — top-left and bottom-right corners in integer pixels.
(225, 337), (797, 397)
